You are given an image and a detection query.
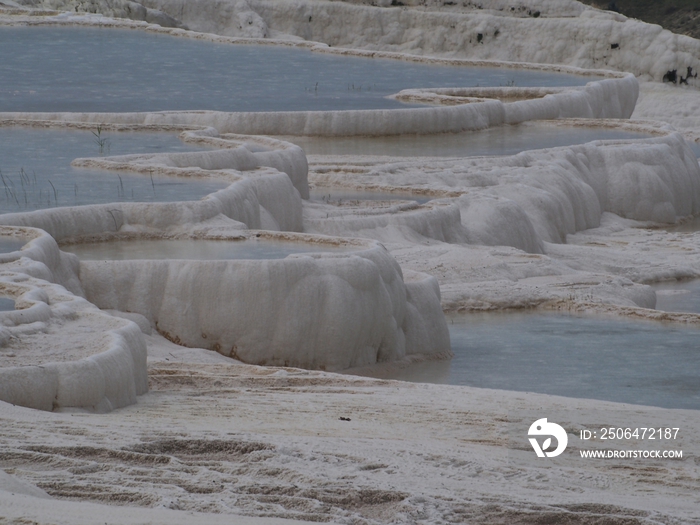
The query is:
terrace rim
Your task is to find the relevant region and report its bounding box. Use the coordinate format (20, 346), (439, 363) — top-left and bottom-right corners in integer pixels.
(0, 14), (638, 136)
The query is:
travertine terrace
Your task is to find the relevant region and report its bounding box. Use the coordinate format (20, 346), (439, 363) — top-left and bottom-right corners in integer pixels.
(1, 1), (699, 523)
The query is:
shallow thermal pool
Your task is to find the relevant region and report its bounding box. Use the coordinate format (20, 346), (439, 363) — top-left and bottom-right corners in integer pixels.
(0, 297), (15, 311)
(686, 140), (700, 158)
(284, 123), (655, 157)
(652, 280), (700, 314)
(0, 127), (227, 213)
(0, 26), (600, 113)
(0, 236), (26, 253)
(665, 216), (700, 232)
(352, 312), (700, 410)
(60, 238), (356, 260)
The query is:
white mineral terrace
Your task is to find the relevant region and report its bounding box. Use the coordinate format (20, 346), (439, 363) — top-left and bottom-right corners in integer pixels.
(1, 1), (700, 524)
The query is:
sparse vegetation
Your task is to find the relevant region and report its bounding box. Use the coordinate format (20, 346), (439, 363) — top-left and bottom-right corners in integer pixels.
(347, 83), (377, 92)
(0, 165), (161, 211)
(0, 167), (63, 209)
(91, 124), (111, 155)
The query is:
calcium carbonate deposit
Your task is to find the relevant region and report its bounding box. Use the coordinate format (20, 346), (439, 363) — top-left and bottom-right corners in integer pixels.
(1, 1), (699, 524)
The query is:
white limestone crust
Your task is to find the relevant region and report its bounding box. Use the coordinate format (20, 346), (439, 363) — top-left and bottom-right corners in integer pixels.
(39, 0), (672, 86)
(0, 227), (148, 412)
(306, 131), (700, 250)
(0, 76), (636, 135)
(71, 232), (450, 370)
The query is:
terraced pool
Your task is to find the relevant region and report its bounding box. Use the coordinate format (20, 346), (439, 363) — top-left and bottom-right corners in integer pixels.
(0, 26), (601, 113)
(61, 238), (357, 260)
(0, 127), (227, 213)
(287, 123), (654, 157)
(351, 312), (700, 410)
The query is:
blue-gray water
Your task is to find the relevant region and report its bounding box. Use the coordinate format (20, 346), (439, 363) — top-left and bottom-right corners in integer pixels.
(0, 297), (15, 311)
(61, 238), (355, 260)
(287, 124), (653, 157)
(357, 313), (700, 410)
(653, 280), (700, 314)
(0, 27), (598, 113)
(0, 127), (227, 213)
(0, 236), (26, 253)
(687, 140), (700, 158)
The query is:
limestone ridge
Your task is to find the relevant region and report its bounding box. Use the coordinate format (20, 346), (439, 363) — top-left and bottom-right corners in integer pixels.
(13, 0), (186, 28)
(28, 0), (696, 85)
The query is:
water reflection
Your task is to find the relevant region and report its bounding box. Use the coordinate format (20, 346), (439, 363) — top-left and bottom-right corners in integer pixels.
(286, 124), (652, 157)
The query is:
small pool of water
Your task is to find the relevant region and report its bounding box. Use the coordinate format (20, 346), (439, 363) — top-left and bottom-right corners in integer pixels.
(665, 216), (700, 232)
(687, 140), (700, 158)
(652, 280), (700, 314)
(0, 236), (26, 253)
(353, 312), (700, 410)
(61, 238), (356, 260)
(0, 127), (227, 214)
(285, 124), (654, 157)
(309, 189), (431, 204)
(0, 297), (15, 311)
(0, 27), (600, 113)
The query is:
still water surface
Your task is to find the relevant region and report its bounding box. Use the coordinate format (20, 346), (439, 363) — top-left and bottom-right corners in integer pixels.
(0, 26), (600, 113)
(353, 312), (700, 410)
(61, 238), (356, 260)
(287, 124), (653, 157)
(0, 127), (226, 213)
